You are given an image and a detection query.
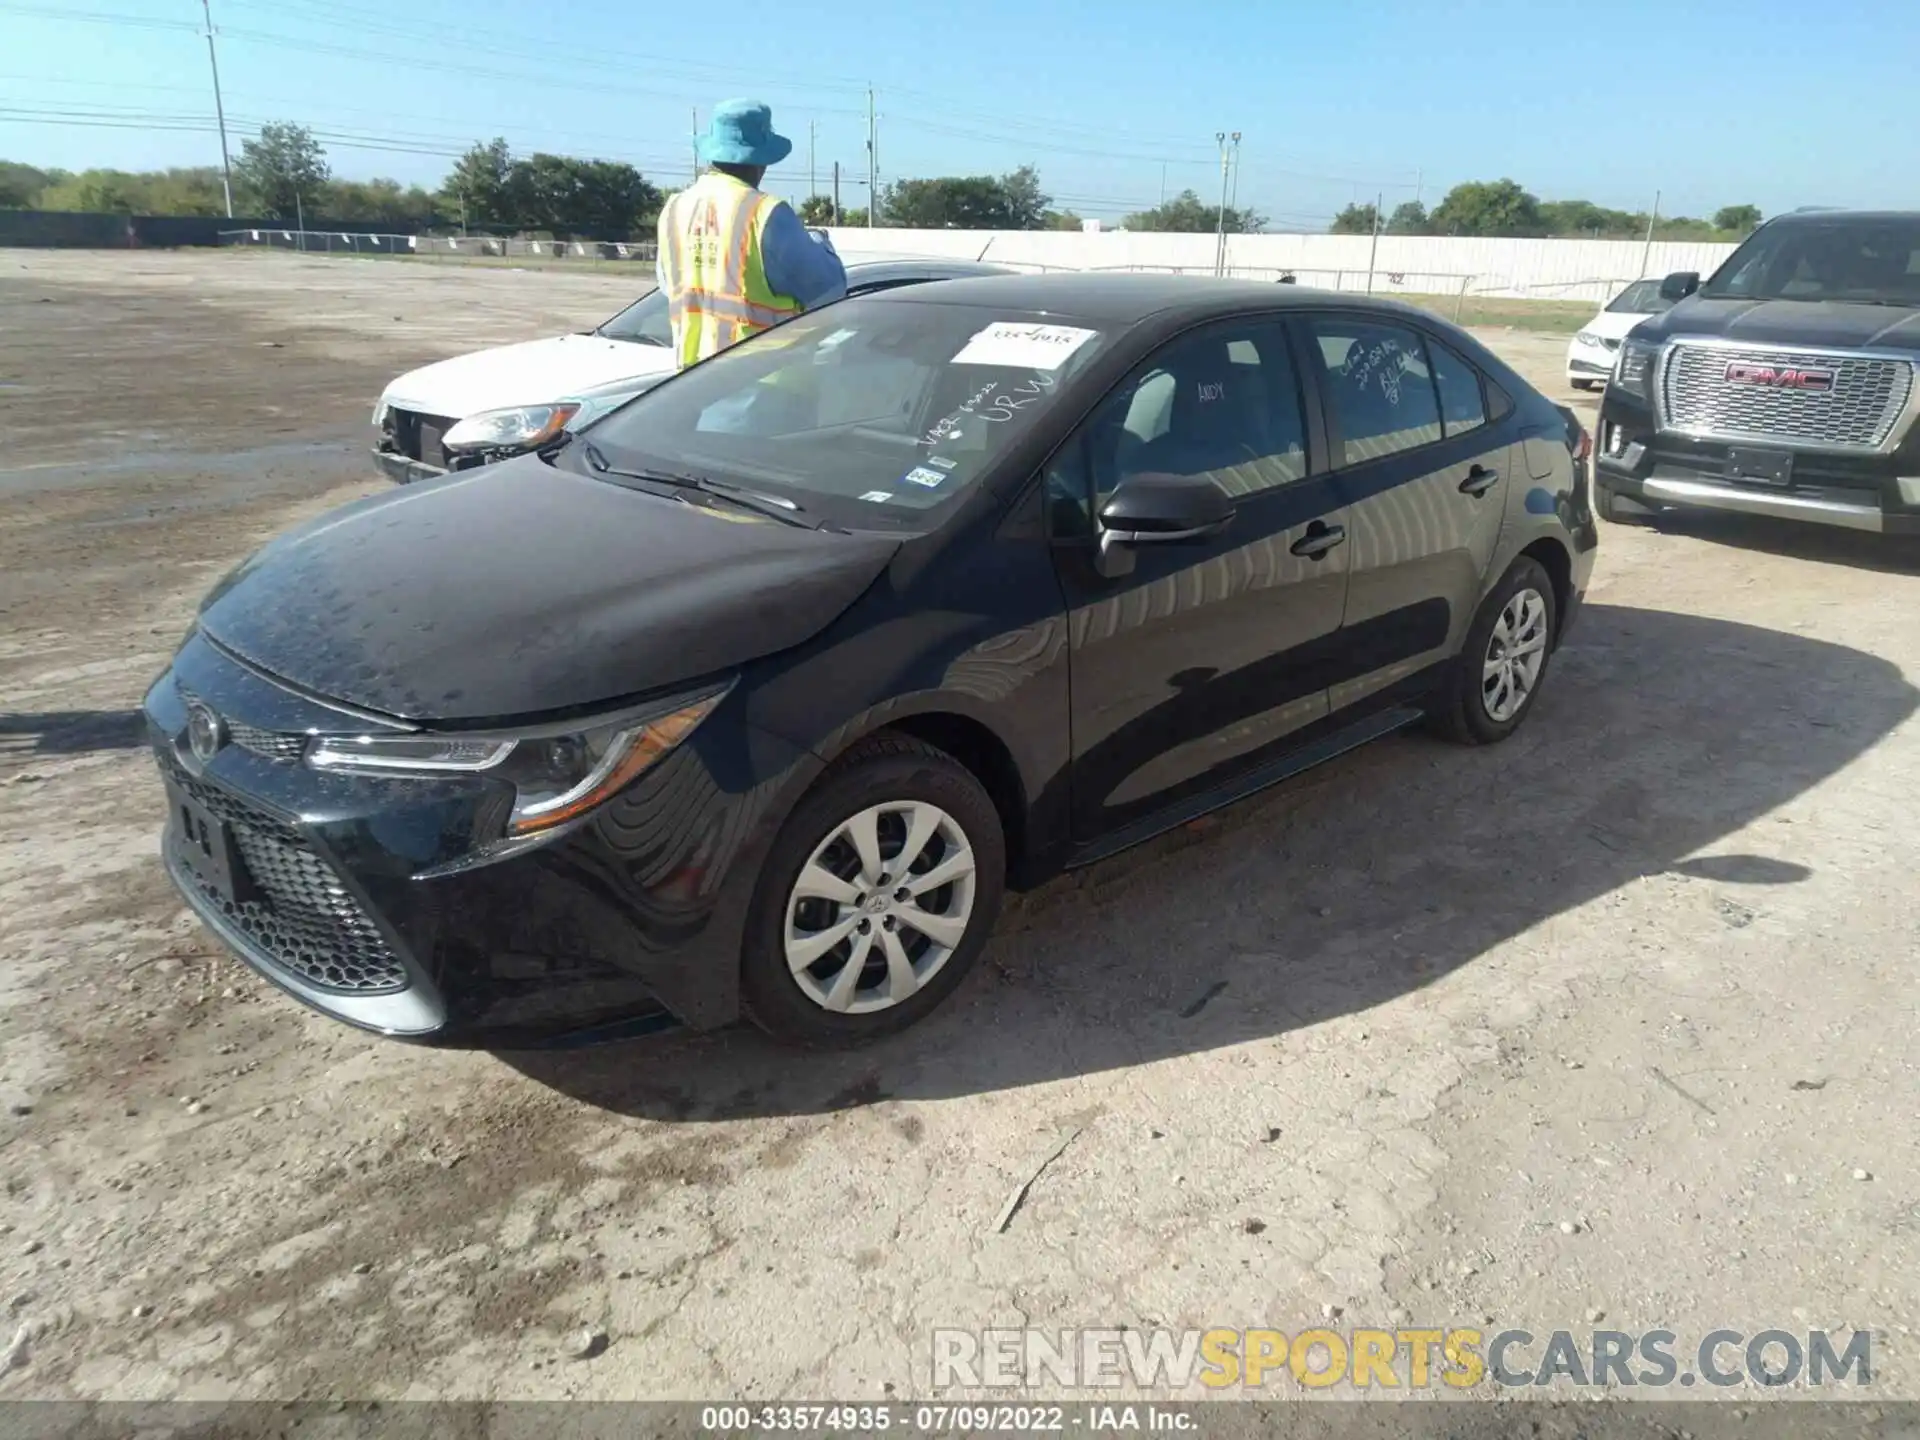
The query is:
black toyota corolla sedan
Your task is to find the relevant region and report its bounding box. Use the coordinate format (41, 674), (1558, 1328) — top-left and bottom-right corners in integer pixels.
(145, 273), (1596, 1048)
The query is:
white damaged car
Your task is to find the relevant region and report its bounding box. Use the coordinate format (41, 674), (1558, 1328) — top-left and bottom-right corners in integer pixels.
(1564, 277), (1674, 392)
(371, 257), (1008, 481)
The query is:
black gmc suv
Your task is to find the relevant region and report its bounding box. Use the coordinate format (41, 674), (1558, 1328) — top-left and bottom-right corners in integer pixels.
(1595, 209), (1920, 536)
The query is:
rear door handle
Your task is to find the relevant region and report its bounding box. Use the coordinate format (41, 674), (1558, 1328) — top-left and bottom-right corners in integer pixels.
(1459, 464), (1500, 497)
(1290, 521), (1347, 560)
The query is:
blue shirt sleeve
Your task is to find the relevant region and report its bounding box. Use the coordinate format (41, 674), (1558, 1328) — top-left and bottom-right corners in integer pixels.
(758, 199), (848, 309)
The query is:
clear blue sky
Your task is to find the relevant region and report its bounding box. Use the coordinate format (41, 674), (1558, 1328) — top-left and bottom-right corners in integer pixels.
(0, 0), (1912, 226)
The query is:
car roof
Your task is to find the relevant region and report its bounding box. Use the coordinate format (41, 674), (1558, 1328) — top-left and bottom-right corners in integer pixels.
(845, 257), (1012, 284)
(1765, 208), (1920, 227)
(858, 269), (1456, 327)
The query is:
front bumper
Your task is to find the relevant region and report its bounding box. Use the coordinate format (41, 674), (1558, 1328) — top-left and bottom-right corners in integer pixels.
(1565, 340), (1618, 380)
(145, 633), (821, 1046)
(1595, 385), (1920, 535)
(373, 446), (447, 485)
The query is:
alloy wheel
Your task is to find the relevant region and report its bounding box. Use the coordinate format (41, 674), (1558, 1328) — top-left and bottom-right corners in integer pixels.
(1482, 587), (1549, 723)
(783, 801), (978, 1015)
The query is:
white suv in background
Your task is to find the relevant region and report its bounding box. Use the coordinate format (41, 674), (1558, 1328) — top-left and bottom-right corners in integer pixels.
(371, 257), (1007, 482)
(1564, 278), (1675, 392)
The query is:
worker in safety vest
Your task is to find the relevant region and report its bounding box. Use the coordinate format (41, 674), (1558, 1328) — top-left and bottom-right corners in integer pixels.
(656, 99), (847, 371)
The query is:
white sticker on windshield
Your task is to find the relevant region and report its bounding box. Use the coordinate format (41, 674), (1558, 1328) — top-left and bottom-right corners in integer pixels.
(951, 322), (1098, 371)
(927, 456), (957, 471)
(901, 466), (947, 489)
(859, 490), (894, 502)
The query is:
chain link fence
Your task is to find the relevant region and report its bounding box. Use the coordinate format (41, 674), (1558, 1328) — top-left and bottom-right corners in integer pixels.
(217, 229), (659, 262)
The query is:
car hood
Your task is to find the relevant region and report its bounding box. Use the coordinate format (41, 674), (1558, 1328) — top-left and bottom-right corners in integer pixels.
(196, 457), (900, 723)
(379, 333), (676, 420)
(1576, 309), (1651, 342)
(1638, 298), (1920, 353)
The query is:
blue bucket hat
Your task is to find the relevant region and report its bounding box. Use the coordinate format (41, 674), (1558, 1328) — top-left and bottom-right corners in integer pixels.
(697, 99), (793, 168)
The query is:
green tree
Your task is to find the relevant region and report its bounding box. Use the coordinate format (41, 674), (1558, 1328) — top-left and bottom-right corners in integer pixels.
(1429, 178), (1543, 236)
(1044, 209), (1084, 231)
(0, 161), (61, 208)
(997, 164), (1049, 229)
(880, 167), (1051, 229)
(441, 138), (515, 229)
(1330, 202), (1378, 235)
(1124, 188), (1262, 234)
(323, 177), (439, 225)
(34, 166), (226, 216)
(234, 122), (329, 220)
(505, 153), (660, 238)
(1713, 204), (1762, 235)
(1385, 200), (1430, 235)
(797, 194), (837, 226)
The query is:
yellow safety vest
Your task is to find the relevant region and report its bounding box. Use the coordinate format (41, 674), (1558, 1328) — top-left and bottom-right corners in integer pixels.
(657, 173), (805, 370)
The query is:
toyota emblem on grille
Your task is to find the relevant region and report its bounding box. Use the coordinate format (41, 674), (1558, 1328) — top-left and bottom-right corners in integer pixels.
(1724, 361), (1835, 392)
(185, 702), (226, 762)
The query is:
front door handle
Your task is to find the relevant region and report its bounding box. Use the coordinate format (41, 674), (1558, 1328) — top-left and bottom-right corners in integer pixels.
(1459, 464), (1500, 497)
(1290, 521), (1347, 560)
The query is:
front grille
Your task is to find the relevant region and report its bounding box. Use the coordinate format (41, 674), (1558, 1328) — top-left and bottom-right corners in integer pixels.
(1661, 343), (1916, 451)
(159, 752), (409, 995)
(385, 408), (457, 466)
(176, 683), (306, 762)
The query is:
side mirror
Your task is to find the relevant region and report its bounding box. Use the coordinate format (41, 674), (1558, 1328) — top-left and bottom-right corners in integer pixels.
(1094, 472), (1234, 577)
(1658, 271), (1700, 302)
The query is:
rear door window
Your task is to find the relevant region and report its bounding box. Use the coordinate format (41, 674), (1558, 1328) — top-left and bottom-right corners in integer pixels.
(1309, 317), (1445, 467)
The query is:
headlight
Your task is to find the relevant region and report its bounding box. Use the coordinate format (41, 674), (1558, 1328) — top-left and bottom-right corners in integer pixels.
(305, 688), (727, 837)
(1574, 330), (1600, 348)
(1615, 338), (1658, 397)
(442, 402), (582, 455)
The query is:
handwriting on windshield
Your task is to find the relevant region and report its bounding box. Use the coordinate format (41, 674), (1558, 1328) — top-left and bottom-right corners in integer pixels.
(1342, 337), (1410, 406)
(918, 371), (1057, 446)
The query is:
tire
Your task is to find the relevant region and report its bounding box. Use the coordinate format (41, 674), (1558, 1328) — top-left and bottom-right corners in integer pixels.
(740, 733), (1007, 1046)
(1430, 556), (1559, 747)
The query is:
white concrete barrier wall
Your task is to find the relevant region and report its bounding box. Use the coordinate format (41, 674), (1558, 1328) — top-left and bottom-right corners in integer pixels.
(823, 228), (1741, 304)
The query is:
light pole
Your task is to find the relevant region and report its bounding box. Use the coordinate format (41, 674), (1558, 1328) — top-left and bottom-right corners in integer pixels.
(1214, 132), (1228, 276)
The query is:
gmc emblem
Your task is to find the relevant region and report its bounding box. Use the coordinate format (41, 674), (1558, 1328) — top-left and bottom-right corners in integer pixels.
(1724, 361), (1835, 392)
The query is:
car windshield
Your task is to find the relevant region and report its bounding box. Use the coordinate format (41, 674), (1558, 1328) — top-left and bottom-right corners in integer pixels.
(1605, 280), (1672, 315)
(596, 289), (671, 346)
(582, 298), (1108, 525)
(1700, 218), (1920, 305)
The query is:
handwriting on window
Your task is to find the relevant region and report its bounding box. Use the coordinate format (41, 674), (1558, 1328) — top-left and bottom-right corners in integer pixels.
(918, 371), (1057, 446)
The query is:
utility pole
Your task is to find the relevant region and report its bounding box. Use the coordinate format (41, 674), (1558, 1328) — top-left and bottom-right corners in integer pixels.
(1414, 167), (1423, 208)
(832, 161), (841, 225)
(1228, 133), (1242, 217)
(809, 120), (817, 202)
(866, 87), (877, 228)
(1365, 190), (1383, 293)
(691, 106), (699, 185)
(1213, 132), (1233, 277)
(201, 0), (234, 218)
(1159, 162), (1167, 205)
(1640, 189), (1661, 278)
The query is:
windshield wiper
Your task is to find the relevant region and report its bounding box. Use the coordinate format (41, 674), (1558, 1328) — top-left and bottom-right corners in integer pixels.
(585, 451), (815, 528)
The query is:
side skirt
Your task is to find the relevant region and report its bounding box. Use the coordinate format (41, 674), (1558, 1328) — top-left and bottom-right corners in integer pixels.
(1064, 703), (1427, 871)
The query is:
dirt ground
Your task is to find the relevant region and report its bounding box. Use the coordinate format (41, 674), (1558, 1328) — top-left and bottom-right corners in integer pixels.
(1, 250), (1917, 1406)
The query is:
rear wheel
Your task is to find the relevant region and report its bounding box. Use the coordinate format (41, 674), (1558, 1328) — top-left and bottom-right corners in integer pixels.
(1431, 556), (1558, 746)
(741, 734), (1006, 1046)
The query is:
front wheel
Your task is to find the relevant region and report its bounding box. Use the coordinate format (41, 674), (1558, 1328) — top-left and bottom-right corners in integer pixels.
(1430, 556), (1559, 746)
(741, 734), (1006, 1046)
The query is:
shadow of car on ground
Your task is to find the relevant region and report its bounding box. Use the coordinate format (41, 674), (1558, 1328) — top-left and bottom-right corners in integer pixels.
(1624, 509), (1920, 576)
(499, 601), (1914, 1120)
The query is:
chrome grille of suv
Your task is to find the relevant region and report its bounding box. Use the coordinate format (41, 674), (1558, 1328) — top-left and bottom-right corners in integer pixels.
(1661, 343), (1916, 451)
(159, 752), (409, 995)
